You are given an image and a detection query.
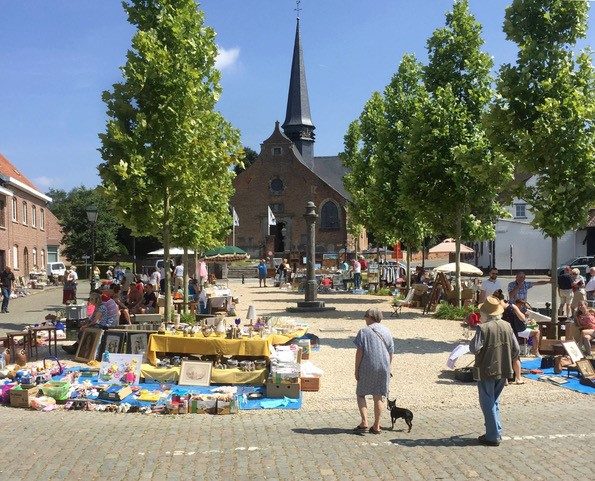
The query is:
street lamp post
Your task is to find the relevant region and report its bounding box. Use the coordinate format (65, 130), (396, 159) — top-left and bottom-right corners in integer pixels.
(86, 205), (98, 291)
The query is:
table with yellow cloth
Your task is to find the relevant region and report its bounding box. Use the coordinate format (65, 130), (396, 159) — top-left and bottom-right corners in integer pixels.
(146, 329), (306, 366)
(140, 364), (268, 385)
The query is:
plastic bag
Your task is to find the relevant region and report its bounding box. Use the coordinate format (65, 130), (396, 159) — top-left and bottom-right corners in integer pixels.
(30, 396), (56, 411)
(300, 360), (323, 378)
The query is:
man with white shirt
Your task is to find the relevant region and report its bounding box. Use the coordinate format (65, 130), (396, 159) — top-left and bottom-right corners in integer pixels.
(173, 259), (184, 291)
(480, 268), (501, 302)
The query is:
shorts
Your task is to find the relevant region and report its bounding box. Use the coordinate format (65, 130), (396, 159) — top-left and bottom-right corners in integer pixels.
(571, 289), (586, 308)
(517, 328), (537, 339)
(558, 289), (573, 304)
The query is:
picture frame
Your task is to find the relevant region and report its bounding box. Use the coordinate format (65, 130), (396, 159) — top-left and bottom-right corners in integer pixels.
(562, 341), (584, 364)
(576, 359), (595, 378)
(127, 332), (149, 357)
(75, 328), (104, 362)
(99, 353), (143, 385)
(99, 331), (127, 355)
(178, 361), (212, 386)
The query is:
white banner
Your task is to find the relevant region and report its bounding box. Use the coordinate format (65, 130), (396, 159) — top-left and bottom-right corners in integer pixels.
(267, 206), (276, 226)
(232, 207), (239, 227)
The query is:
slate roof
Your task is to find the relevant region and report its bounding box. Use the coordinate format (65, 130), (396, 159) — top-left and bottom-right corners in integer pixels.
(282, 18), (313, 129)
(309, 155), (350, 201)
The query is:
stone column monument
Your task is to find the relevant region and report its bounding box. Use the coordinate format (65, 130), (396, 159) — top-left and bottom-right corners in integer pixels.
(287, 201), (335, 312)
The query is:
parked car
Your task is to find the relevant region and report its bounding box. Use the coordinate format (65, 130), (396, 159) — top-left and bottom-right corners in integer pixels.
(46, 262), (66, 278)
(557, 256), (595, 276)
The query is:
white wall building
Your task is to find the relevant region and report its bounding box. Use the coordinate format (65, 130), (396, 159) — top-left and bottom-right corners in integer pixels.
(474, 176), (589, 272)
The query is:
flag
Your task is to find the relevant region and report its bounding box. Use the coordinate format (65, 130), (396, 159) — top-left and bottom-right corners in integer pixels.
(232, 207), (239, 227)
(267, 206), (277, 226)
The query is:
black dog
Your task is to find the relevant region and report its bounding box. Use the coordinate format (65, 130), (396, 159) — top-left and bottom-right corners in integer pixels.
(387, 398), (413, 432)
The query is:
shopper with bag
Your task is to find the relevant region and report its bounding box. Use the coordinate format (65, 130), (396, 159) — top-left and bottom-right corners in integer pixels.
(470, 296), (519, 446)
(353, 307), (394, 434)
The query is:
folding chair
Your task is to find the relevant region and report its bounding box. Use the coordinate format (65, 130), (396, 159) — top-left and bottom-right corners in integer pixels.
(392, 288), (416, 317)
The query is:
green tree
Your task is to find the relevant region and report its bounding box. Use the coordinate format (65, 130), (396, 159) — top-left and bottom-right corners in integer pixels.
(47, 187), (128, 264)
(401, 0), (513, 305)
(377, 54), (430, 285)
(340, 93), (386, 248)
(234, 146), (257, 174)
(485, 0), (595, 325)
(98, 0), (243, 321)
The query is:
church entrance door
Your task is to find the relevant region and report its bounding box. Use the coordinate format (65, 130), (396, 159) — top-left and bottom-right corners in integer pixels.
(271, 221), (286, 253)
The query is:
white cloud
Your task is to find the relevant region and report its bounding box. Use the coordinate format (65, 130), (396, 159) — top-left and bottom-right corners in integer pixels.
(33, 176), (60, 189)
(215, 46), (240, 72)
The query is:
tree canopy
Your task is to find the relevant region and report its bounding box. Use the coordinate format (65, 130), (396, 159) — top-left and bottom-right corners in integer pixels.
(400, 0), (514, 303)
(485, 0), (594, 323)
(47, 187), (128, 262)
(98, 0), (243, 319)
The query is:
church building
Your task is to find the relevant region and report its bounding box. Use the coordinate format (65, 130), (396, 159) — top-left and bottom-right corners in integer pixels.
(230, 18), (367, 261)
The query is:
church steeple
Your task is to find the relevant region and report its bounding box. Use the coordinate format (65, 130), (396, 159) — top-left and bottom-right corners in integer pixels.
(282, 16), (315, 159)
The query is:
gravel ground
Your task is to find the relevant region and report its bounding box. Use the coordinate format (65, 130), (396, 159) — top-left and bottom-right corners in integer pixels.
(229, 278), (585, 412)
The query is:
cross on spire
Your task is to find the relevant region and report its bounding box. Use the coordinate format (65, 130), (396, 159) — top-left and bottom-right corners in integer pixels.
(295, 0), (301, 19)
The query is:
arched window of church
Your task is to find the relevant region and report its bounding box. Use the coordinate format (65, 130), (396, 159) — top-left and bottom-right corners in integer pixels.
(320, 201), (340, 230)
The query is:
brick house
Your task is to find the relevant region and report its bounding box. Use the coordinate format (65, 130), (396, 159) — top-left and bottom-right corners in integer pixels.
(229, 19), (367, 260)
(0, 153), (63, 277)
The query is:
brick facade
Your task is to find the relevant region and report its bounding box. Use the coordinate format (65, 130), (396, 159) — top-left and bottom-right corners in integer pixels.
(230, 123), (365, 260)
(0, 153), (64, 277)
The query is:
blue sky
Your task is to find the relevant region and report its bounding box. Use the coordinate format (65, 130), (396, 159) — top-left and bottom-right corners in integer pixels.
(0, 0), (593, 191)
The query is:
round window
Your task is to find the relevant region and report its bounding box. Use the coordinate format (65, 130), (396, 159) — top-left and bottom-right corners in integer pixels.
(270, 177), (284, 194)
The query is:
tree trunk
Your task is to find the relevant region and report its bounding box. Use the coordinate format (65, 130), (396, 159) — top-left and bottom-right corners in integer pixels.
(406, 245), (411, 290)
(183, 247), (189, 314)
(551, 236), (558, 338)
(163, 188), (172, 323)
(455, 213), (462, 308)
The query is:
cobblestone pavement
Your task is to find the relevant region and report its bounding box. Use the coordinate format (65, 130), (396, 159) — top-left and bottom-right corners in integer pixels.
(0, 285), (67, 335)
(1, 280), (593, 480)
(0, 398), (593, 481)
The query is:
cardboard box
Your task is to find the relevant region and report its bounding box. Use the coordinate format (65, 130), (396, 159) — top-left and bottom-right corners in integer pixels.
(300, 376), (320, 392)
(266, 381), (300, 399)
(10, 386), (40, 408)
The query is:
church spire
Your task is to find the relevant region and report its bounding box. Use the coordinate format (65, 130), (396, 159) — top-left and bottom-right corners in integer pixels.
(282, 14), (315, 159)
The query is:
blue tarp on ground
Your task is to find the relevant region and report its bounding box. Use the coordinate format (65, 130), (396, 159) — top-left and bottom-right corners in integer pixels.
(56, 368), (302, 410)
(521, 358), (594, 395)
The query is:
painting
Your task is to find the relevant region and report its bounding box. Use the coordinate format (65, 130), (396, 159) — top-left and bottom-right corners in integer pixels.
(179, 361), (212, 386)
(98, 353), (143, 385)
(100, 332), (127, 355)
(127, 332), (149, 356)
(562, 341), (584, 364)
(75, 328), (103, 363)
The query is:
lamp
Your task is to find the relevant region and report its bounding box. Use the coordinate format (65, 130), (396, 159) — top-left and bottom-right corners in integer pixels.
(85, 205), (98, 223)
(86, 205), (99, 291)
(246, 305), (257, 323)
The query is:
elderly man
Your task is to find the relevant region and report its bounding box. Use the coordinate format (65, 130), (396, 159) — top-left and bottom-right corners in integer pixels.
(585, 266), (595, 301)
(508, 272), (550, 303)
(470, 296), (520, 446)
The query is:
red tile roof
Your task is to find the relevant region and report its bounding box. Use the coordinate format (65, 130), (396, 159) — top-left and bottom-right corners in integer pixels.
(0, 152), (39, 191)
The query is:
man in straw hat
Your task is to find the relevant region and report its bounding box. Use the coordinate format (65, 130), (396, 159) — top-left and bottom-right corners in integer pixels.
(469, 296), (520, 446)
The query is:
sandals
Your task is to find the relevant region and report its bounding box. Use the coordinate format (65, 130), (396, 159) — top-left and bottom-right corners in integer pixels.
(512, 379), (525, 385)
(353, 425), (381, 434)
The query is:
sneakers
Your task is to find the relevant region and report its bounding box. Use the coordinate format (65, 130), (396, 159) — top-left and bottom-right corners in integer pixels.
(478, 434), (500, 447)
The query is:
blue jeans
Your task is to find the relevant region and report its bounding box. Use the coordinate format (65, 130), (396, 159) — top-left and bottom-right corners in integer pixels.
(353, 273), (362, 289)
(477, 378), (506, 442)
(1, 287), (10, 312)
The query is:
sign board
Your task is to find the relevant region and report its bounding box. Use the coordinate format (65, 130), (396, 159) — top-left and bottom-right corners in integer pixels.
(323, 253), (338, 260)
